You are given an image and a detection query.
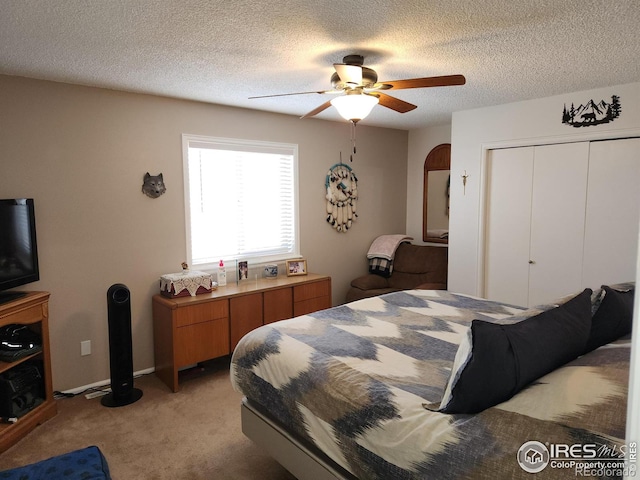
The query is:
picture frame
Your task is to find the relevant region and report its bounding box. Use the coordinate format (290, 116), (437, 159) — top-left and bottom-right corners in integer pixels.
(286, 259), (307, 276)
(238, 261), (249, 281)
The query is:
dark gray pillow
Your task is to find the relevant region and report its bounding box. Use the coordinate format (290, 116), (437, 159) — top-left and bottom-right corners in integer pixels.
(585, 285), (634, 353)
(435, 288), (592, 414)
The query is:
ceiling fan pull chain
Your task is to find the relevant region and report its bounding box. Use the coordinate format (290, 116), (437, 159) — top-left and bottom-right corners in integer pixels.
(350, 121), (357, 162)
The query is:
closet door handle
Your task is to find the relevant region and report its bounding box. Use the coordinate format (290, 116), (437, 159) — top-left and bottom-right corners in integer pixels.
(528, 260), (536, 264)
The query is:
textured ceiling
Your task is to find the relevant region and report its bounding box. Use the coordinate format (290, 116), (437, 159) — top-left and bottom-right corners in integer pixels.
(1, 0), (639, 130)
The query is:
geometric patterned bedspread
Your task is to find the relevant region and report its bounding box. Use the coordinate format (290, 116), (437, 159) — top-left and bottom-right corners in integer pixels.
(230, 290), (630, 479)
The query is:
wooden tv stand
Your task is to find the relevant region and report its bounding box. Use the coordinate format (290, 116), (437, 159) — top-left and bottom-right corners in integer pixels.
(0, 292), (56, 453)
(152, 273), (331, 392)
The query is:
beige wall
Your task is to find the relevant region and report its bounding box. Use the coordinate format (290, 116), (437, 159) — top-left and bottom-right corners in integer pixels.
(0, 75), (408, 391)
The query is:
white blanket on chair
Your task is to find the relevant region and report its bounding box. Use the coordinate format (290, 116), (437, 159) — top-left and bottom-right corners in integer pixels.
(366, 234), (413, 260)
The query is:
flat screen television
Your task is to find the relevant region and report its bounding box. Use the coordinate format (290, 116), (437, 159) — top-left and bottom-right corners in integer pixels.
(0, 199), (40, 304)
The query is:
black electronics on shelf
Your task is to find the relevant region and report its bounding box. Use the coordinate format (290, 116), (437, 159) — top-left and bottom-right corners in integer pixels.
(0, 361), (45, 418)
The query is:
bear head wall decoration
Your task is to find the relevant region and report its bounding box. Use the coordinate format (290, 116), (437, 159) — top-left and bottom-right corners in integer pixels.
(142, 172), (166, 199)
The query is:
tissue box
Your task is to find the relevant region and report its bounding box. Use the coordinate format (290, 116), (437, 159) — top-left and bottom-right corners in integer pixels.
(160, 270), (216, 298)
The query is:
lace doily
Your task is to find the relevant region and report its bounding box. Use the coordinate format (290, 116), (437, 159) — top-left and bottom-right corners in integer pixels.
(160, 271), (213, 296)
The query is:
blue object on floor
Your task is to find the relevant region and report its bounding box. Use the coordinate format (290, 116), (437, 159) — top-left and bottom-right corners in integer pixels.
(0, 445), (111, 479)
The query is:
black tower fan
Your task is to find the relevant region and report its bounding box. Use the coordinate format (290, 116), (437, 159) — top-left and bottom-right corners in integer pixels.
(101, 284), (143, 407)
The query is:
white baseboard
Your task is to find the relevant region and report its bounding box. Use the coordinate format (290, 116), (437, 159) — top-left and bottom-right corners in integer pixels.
(61, 367), (155, 396)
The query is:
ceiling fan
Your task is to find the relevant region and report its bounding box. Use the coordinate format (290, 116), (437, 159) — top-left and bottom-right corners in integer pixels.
(249, 54), (466, 123)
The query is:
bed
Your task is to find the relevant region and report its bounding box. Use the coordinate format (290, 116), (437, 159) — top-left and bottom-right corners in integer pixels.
(230, 287), (632, 479)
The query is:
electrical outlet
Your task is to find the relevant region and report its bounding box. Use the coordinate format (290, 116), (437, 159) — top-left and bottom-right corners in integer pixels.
(81, 340), (91, 356)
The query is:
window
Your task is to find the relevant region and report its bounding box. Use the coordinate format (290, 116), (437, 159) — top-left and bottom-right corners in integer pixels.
(182, 134), (299, 269)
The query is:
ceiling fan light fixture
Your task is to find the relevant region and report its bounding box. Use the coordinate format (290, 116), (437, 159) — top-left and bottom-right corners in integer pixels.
(330, 94), (379, 123)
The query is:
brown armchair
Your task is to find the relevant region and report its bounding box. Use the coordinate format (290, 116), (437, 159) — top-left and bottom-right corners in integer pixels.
(346, 243), (448, 302)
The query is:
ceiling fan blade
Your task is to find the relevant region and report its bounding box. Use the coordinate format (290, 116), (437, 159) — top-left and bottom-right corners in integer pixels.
(301, 100), (333, 119)
(334, 64), (363, 85)
(381, 74), (466, 90)
(373, 93), (417, 113)
(249, 90), (330, 99)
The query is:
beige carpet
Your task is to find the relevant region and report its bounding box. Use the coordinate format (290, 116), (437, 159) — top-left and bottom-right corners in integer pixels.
(0, 357), (296, 479)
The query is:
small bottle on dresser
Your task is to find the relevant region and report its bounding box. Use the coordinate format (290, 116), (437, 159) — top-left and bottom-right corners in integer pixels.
(218, 260), (227, 286)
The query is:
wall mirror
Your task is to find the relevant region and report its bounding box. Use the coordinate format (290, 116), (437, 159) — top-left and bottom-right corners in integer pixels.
(422, 144), (451, 243)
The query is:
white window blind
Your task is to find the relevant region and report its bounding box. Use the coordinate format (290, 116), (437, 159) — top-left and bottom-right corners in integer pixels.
(182, 135), (299, 267)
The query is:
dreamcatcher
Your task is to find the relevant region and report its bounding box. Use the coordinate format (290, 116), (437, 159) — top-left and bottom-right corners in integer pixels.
(325, 162), (358, 232)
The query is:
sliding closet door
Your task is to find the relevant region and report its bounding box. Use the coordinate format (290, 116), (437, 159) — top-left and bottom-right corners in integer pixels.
(527, 143), (589, 307)
(484, 147), (534, 307)
(582, 138), (640, 288)
(485, 139), (638, 307)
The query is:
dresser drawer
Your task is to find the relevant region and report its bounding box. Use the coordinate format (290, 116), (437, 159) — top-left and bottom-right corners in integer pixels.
(293, 279), (331, 316)
(264, 288), (293, 324)
(293, 280), (330, 302)
(175, 318), (230, 367)
(293, 296), (331, 317)
(176, 299), (228, 327)
(230, 293), (263, 350)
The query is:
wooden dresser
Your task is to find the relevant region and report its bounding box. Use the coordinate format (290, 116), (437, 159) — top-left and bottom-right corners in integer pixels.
(0, 292), (56, 453)
(152, 273), (331, 391)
